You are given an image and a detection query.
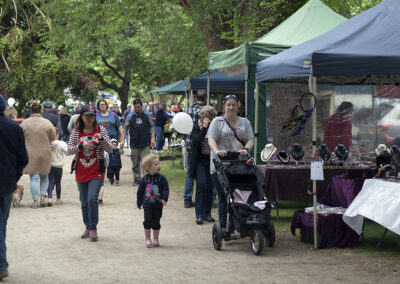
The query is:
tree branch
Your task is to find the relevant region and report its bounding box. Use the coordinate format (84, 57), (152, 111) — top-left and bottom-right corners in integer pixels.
(1, 54), (10, 72)
(101, 56), (124, 81)
(88, 68), (121, 93)
(28, 0), (52, 30)
(11, 0), (17, 28)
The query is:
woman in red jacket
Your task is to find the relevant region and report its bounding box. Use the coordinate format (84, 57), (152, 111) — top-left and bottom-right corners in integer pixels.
(323, 101), (354, 151)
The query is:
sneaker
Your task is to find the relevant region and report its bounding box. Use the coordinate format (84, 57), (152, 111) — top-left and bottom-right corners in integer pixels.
(115, 180), (119, 186)
(56, 199), (62, 205)
(89, 230), (98, 242)
(40, 198), (46, 207)
(133, 180), (140, 186)
(184, 200), (194, 208)
(47, 198), (52, 207)
(98, 199), (103, 206)
(81, 229), (90, 239)
(0, 268), (9, 280)
(31, 203), (39, 209)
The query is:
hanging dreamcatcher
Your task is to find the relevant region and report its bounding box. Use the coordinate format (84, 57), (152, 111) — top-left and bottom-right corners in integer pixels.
(280, 92), (317, 136)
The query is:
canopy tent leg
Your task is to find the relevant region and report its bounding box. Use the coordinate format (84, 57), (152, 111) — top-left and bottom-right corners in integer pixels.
(207, 70), (210, 106)
(245, 64), (248, 116)
(311, 76), (318, 250)
(254, 81), (259, 162)
(189, 90), (194, 106)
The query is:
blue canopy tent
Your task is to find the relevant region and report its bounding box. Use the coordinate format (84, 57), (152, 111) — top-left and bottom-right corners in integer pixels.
(255, 0), (400, 249)
(186, 70), (245, 91)
(256, 0), (400, 83)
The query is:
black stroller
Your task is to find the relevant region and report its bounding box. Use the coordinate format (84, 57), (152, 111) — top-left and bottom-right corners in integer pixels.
(212, 152), (275, 255)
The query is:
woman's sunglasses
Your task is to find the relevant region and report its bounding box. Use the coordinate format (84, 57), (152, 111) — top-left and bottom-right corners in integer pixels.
(224, 94), (237, 99)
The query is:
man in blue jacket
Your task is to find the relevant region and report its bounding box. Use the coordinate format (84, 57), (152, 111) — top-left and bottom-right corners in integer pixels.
(0, 94), (29, 280)
(120, 98), (155, 185)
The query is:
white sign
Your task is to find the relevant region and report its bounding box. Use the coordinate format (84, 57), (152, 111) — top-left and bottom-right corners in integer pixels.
(310, 161), (324, 180)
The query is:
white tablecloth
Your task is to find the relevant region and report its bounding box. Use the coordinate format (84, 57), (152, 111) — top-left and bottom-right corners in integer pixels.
(343, 179), (400, 235)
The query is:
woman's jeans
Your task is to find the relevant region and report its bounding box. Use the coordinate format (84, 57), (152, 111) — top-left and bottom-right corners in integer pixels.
(155, 126), (164, 151)
(195, 160), (213, 219)
(30, 174), (49, 201)
(77, 179), (102, 230)
(211, 173), (233, 232)
(0, 193), (12, 269)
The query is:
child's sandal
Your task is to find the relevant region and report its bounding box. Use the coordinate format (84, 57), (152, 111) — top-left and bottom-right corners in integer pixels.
(146, 240), (153, 248)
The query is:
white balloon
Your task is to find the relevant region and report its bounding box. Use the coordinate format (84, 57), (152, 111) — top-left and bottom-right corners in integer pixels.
(7, 97), (15, 106)
(172, 112), (193, 134)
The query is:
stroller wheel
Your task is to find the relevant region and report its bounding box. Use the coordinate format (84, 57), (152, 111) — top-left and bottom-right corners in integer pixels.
(212, 223), (223, 250)
(265, 220), (275, 248)
(250, 229), (265, 255)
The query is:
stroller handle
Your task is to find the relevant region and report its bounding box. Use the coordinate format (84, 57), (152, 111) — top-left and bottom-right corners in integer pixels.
(213, 151), (253, 169)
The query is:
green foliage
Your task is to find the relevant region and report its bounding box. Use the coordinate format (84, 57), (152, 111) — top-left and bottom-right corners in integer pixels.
(0, 0), (386, 115)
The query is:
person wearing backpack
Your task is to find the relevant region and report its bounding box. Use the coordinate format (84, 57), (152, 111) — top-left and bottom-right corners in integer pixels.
(120, 98), (155, 185)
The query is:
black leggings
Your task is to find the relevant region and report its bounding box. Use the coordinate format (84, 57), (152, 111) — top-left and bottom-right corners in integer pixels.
(107, 167), (121, 181)
(143, 207), (163, 230)
(48, 167), (63, 199)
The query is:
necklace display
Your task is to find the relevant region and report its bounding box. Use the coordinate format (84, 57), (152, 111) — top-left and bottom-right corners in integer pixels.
(334, 144), (349, 162)
(290, 143), (304, 161)
(277, 150), (290, 164)
(317, 143), (331, 162)
(261, 143), (277, 162)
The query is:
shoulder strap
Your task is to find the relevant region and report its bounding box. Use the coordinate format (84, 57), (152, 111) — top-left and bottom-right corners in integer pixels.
(222, 116), (245, 146)
(128, 111), (134, 121)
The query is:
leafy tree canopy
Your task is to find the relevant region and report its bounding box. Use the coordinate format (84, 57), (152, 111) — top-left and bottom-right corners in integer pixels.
(0, 0), (384, 114)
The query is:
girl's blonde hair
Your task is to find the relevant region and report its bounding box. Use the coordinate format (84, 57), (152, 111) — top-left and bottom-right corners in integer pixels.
(141, 154), (159, 174)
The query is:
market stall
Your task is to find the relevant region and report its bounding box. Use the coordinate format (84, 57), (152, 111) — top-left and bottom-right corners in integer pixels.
(208, 0), (347, 161)
(255, 0), (400, 248)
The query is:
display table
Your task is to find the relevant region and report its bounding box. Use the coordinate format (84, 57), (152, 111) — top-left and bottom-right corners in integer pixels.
(343, 179), (400, 236)
(291, 211), (360, 248)
(257, 165), (373, 203)
(290, 176), (363, 248)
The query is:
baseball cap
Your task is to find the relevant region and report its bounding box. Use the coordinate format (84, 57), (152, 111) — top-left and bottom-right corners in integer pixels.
(43, 101), (54, 109)
(110, 138), (118, 143)
(80, 104), (96, 115)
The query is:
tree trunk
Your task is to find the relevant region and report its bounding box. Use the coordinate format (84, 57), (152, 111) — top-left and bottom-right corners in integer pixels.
(119, 80), (130, 112)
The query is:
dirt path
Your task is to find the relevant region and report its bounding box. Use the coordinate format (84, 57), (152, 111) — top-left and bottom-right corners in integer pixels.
(5, 154), (399, 283)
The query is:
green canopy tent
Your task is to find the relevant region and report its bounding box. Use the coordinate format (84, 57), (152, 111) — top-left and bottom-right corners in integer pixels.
(208, 0), (347, 161)
(149, 78), (189, 95)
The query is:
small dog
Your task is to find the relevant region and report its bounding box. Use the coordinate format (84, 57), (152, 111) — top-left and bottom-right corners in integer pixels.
(12, 185), (24, 207)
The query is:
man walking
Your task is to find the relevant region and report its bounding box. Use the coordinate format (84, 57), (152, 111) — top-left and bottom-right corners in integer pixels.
(42, 101), (63, 137)
(121, 98), (155, 185)
(154, 103), (173, 151)
(0, 94), (29, 279)
(183, 90), (207, 208)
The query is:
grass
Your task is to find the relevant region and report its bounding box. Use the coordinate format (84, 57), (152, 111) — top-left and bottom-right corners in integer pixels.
(160, 159), (188, 196)
(159, 158), (399, 257)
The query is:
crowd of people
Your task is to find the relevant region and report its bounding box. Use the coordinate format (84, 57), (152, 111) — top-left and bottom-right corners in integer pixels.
(0, 91), (253, 280)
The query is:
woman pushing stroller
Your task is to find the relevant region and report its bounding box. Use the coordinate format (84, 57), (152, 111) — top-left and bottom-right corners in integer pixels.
(207, 94), (254, 232)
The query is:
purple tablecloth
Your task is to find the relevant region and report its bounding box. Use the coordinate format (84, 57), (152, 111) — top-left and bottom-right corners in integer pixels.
(290, 176), (363, 248)
(291, 211), (360, 248)
(320, 176), (364, 208)
(257, 165), (373, 203)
